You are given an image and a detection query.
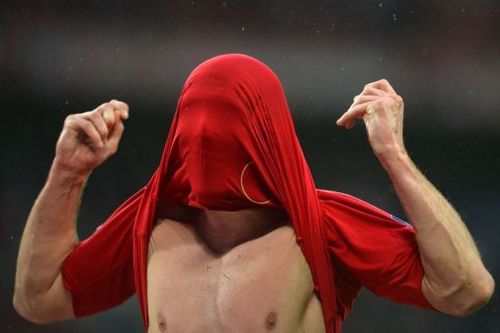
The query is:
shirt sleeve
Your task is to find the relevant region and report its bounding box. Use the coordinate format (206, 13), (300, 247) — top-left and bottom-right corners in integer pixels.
(318, 190), (435, 313)
(61, 189), (143, 317)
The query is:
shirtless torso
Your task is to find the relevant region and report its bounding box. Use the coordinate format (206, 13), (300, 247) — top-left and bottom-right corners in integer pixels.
(147, 206), (325, 333)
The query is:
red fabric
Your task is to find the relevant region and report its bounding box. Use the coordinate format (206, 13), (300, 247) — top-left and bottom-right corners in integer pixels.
(318, 190), (433, 322)
(61, 54), (432, 332)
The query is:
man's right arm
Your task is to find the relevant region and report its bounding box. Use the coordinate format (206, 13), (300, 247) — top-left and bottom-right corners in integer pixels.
(13, 100), (129, 324)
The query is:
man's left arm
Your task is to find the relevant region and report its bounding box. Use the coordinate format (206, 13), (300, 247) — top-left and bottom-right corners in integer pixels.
(336, 79), (494, 316)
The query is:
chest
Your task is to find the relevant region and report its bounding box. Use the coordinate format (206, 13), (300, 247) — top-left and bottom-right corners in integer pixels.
(146, 219), (320, 332)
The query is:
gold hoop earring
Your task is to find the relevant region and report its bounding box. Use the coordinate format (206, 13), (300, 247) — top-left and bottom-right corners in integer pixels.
(240, 162), (271, 205)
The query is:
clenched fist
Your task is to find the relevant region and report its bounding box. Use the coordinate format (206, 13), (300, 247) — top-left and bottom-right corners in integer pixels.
(53, 100), (129, 177)
(336, 79), (406, 161)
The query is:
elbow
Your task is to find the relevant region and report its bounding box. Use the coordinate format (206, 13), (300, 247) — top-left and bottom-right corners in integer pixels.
(13, 291), (57, 325)
(432, 272), (495, 317)
(452, 272), (495, 317)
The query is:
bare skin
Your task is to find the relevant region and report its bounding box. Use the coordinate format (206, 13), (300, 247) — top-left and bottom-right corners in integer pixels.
(148, 206), (325, 332)
(13, 80), (494, 330)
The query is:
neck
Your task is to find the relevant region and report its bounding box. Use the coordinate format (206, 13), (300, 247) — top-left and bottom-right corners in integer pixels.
(195, 208), (288, 254)
(155, 201), (289, 254)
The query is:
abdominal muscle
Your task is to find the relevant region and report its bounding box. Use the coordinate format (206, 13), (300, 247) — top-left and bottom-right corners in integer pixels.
(147, 216), (326, 333)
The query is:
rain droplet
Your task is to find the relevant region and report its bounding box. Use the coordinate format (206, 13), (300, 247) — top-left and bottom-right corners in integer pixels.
(392, 13), (397, 21)
(378, 3), (383, 8)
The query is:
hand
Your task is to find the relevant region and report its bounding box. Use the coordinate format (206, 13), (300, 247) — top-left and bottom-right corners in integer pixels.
(53, 100), (129, 177)
(336, 79), (406, 161)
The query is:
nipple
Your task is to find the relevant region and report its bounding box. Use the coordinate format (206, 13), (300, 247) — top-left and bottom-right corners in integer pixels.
(157, 311), (168, 332)
(265, 311), (278, 330)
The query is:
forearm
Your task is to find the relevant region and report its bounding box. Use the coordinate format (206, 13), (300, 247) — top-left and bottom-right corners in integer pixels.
(14, 161), (87, 304)
(380, 149), (494, 315)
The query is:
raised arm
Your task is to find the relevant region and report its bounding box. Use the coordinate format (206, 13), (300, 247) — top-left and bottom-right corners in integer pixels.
(336, 79), (494, 316)
(13, 100), (129, 324)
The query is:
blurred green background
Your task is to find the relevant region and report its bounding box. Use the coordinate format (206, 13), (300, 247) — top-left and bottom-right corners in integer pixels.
(1, 1), (498, 332)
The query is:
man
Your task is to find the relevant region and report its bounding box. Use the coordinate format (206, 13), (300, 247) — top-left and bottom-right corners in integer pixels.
(14, 54), (494, 332)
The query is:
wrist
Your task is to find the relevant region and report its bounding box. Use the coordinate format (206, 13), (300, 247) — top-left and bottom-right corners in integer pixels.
(48, 158), (90, 188)
(375, 144), (411, 172)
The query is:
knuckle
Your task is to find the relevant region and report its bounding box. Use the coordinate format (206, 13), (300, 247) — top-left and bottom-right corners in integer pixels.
(362, 86), (374, 94)
(110, 99), (124, 104)
(81, 121), (93, 132)
(390, 94), (403, 104)
(64, 114), (81, 127)
(89, 111), (102, 121)
(64, 114), (75, 123)
(100, 103), (110, 112)
(115, 101), (129, 110)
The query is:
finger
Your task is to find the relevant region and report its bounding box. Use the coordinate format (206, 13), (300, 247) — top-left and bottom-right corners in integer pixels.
(100, 104), (116, 128)
(347, 95), (379, 117)
(352, 94), (379, 105)
(106, 118), (125, 154)
(81, 111), (109, 142)
(66, 116), (104, 148)
(360, 86), (385, 97)
(344, 118), (357, 130)
(365, 79), (397, 94)
(109, 99), (129, 120)
(336, 101), (373, 126)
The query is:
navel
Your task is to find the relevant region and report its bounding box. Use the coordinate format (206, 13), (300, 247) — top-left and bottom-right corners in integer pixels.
(157, 311), (167, 332)
(264, 311), (278, 330)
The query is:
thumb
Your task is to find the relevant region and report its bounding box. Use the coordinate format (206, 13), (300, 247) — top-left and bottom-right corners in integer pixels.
(107, 119), (125, 152)
(103, 108), (116, 129)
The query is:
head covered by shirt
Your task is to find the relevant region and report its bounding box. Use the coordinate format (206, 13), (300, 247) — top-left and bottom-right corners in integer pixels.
(159, 54), (281, 209)
(134, 54), (337, 329)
